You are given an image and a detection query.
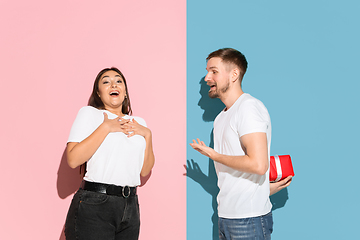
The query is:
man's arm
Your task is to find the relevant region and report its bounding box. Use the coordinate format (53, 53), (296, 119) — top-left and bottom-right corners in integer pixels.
(270, 176), (292, 195)
(190, 132), (269, 175)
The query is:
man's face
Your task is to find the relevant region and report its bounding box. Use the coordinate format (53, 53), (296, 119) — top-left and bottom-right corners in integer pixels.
(205, 57), (231, 99)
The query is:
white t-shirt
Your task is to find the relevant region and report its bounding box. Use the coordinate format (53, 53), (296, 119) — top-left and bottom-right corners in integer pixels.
(214, 93), (272, 219)
(67, 106), (146, 187)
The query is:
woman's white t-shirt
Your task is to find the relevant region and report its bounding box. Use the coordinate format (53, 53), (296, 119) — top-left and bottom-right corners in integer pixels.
(67, 106), (146, 187)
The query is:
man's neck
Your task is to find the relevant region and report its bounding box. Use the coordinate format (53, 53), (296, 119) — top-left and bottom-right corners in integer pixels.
(220, 88), (244, 111)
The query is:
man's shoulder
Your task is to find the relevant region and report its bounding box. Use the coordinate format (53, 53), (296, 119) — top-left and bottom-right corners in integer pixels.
(240, 93), (262, 105)
(238, 94), (267, 112)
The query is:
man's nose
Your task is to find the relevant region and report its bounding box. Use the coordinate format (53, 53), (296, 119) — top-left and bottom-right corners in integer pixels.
(204, 73), (211, 82)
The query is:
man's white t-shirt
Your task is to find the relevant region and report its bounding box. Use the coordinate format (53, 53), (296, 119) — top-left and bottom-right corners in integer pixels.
(67, 106), (146, 187)
(214, 93), (272, 219)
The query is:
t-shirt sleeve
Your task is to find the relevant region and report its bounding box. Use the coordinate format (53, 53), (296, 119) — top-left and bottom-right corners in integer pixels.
(237, 99), (270, 137)
(67, 107), (97, 143)
(133, 116), (147, 127)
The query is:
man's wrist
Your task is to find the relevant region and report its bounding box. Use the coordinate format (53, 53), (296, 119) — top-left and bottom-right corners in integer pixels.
(211, 150), (221, 162)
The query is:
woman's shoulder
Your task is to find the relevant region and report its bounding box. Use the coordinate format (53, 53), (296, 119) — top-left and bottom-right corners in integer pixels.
(78, 106), (101, 113)
(79, 105), (98, 110)
(76, 106), (103, 118)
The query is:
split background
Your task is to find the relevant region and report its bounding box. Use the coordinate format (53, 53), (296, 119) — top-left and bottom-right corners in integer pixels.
(0, 0), (359, 239)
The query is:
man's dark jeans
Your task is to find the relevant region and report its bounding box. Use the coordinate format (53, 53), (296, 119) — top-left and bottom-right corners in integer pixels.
(65, 189), (140, 240)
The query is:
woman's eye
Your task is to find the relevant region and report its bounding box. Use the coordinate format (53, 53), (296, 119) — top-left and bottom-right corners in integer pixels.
(117, 80), (122, 83)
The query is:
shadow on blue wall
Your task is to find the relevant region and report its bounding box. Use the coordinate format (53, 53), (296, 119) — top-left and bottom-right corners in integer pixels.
(186, 78), (289, 239)
(186, 157), (219, 239)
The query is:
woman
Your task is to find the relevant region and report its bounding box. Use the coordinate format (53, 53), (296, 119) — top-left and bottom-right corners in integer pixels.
(65, 67), (155, 240)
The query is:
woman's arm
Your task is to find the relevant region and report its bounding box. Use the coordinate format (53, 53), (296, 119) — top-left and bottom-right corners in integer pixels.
(126, 119), (155, 176)
(141, 131), (155, 176)
(67, 112), (130, 168)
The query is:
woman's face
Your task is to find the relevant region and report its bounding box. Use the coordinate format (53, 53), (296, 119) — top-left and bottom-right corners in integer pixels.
(97, 70), (127, 113)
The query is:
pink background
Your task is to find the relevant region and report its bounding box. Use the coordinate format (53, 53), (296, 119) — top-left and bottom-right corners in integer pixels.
(0, 1), (186, 239)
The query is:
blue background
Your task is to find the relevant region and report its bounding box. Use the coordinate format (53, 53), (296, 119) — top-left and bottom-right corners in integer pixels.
(186, 1), (360, 239)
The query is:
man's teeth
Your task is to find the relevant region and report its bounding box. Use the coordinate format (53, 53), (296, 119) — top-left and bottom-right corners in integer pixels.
(208, 85), (216, 92)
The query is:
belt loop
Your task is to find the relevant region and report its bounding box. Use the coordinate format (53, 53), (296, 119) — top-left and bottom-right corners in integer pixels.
(122, 186), (131, 198)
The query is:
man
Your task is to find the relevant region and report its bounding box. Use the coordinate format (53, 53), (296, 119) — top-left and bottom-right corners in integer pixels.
(190, 48), (274, 240)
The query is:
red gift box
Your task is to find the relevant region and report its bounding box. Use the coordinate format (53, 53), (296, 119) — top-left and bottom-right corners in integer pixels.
(269, 155), (294, 182)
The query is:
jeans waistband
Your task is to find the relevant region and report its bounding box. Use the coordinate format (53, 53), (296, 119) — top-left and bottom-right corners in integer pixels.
(81, 180), (137, 198)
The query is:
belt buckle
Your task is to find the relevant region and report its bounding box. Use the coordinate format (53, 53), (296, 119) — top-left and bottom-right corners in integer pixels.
(122, 186), (131, 198)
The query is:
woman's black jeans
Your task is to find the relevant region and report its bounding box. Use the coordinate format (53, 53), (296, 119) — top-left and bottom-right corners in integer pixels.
(65, 188), (140, 240)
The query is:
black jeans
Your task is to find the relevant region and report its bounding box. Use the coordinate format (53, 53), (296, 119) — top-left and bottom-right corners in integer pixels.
(65, 188), (140, 240)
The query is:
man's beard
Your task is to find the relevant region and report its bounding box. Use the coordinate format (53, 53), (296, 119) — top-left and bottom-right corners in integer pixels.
(208, 81), (230, 99)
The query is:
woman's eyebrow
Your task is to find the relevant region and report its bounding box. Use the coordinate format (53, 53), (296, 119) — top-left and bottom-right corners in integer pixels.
(101, 74), (121, 79)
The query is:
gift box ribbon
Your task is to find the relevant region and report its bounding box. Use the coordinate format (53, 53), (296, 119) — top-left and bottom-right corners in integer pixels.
(274, 155), (282, 182)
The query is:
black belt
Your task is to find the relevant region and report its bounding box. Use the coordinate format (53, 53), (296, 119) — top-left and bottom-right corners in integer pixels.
(81, 180), (137, 198)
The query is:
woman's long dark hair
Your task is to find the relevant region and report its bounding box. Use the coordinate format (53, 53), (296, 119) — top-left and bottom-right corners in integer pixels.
(80, 67), (133, 177)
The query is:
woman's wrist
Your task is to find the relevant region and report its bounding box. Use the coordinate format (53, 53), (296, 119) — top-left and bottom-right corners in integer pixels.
(99, 122), (111, 135)
(144, 129), (152, 140)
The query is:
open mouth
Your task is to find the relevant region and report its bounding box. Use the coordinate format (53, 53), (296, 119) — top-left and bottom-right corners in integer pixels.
(109, 90), (120, 96)
(208, 84), (216, 92)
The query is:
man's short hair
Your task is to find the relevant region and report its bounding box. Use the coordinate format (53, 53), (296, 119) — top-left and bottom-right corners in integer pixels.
(207, 48), (248, 81)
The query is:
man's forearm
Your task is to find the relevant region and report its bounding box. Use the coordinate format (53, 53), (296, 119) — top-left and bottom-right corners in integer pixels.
(211, 152), (268, 175)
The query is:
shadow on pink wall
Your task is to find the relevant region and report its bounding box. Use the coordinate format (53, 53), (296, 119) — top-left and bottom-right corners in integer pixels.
(56, 149), (82, 240)
(56, 147), (152, 239)
(57, 149), (82, 200)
